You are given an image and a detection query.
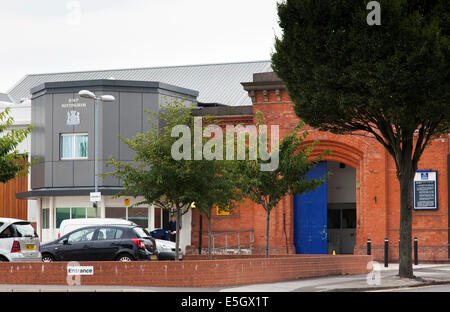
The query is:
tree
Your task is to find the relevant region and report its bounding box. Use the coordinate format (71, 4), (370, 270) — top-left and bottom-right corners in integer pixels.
(192, 158), (243, 259)
(272, 0), (449, 277)
(235, 114), (329, 258)
(106, 100), (198, 260)
(181, 114), (245, 259)
(0, 107), (32, 182)
(106, 100), (244, 260)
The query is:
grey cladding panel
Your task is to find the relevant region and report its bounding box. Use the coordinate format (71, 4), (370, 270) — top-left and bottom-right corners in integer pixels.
(142, 93), (159, 133)
(30, 162), (44, 189)
(119, 92), (142, 161)
(100, 161), (120, 187)
(53, 161), (74, 187)
(31, 95), (43, 163)
(44, 162), (53, 188)
(74, 160), (94, 187)
(100, 91), (120, 160)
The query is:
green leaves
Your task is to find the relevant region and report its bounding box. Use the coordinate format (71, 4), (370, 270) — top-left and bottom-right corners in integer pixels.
(272, 0), (449, 167)
(0, 108), (32, 183)
(272, 0), (448, 274)
(235, 120), (328, 213)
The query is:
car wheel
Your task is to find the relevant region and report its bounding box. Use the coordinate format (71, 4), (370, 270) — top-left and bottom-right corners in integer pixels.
(0, 256), (8, 262)
(116, 254), (134, 262)
(41, 254), (55, 262)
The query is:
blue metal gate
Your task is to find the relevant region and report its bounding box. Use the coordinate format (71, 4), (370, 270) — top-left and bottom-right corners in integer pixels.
(293, 161), (327, 254)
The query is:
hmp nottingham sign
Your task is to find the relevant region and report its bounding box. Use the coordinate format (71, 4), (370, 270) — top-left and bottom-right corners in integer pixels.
(62, 98), (87, 126)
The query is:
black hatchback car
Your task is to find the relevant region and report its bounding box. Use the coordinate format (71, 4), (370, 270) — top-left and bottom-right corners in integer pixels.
(40, 225), (157, 262)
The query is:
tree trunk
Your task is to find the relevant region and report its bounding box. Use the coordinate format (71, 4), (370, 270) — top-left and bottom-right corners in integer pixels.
(198, 213), (203, 255)
(175, 207), (181, 261)
(265, 210), (271, 258)
(207, 212), (212, 260)
(283, 210), (289, 254)
(398, 166), (415, 278)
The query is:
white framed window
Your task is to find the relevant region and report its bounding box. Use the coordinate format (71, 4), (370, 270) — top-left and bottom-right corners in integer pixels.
(60, 133), (88, 159)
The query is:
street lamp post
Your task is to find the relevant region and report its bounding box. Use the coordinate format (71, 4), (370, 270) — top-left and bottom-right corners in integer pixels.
(78, 90), (115, 217)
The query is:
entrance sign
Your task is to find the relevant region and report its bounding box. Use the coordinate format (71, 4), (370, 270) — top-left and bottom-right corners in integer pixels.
(62, 98), (87, 126)
(413, 170), (437, 210)
(67, 266), (94, 276)
(90, 192), (101, 202)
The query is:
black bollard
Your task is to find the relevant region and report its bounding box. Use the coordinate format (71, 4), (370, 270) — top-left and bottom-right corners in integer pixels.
(414, 237), (418, 265)
(367, 238), (371, 255)
(384, 237), (389, 267)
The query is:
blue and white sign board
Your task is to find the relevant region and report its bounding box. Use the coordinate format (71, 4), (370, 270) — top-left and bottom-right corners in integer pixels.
(413, 170), (437, 210)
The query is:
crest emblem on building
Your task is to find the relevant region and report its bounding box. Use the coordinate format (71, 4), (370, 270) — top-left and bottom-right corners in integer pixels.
(66, 110), (80, 126)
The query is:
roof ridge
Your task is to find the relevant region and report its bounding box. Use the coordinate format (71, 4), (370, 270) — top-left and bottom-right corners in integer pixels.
(23, 60), (272, 78)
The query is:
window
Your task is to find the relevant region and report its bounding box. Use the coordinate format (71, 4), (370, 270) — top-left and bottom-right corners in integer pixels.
(105, 207), (148, 228)
(105, 207), (126, 220)
(87, 207), (97, 218)
(128, 207), (148, 228)
(71, 207), (86, 219)
(56, 207), (96, 228)
(154, 207), (161, 229)
(56, 208), (70, 229)
(67, 228), (96, 244)
(342, 209), (356, 229)
(12, 222), (37, 237)
(60, 133), (88, 159)
(134, 227), (152, 239)
(327, 209), (341, 229)
(0, 226), (15, 238)
(97, 228), (124, 240)
(42, 208), (49, 229)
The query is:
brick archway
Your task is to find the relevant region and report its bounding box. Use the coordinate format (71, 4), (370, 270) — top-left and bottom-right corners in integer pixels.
(289, 130), (371, 254)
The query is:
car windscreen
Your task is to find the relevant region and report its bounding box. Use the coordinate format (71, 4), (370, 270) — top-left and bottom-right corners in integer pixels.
(13, 222), (38, 238)
(133, 227), (152, 239)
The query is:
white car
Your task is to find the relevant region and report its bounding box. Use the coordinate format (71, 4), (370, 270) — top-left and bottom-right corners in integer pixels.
(154, 238), (184, 260)
(57, 218), (137, 239)
(0, 218), (41, 262)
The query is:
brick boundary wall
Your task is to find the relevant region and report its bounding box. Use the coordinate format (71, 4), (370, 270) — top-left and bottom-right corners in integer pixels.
(0, 255), (372, 287)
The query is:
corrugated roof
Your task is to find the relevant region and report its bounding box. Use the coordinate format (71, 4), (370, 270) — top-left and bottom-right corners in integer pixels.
(8, 61), (272, 106)
(0, 93), (13, 103)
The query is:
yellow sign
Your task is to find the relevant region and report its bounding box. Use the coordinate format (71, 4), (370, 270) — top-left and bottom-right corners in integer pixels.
(216, 205), (231, 216)
(124, 198), (130, 206)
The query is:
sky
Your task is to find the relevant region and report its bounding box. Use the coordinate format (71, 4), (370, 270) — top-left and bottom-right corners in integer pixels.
(0, 0), (282, 93)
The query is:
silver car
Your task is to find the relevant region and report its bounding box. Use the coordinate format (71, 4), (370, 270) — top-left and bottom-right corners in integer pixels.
(0, 218), (41, 262)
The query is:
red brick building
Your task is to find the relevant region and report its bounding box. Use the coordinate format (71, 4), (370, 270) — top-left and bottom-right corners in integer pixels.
(190, 72), (449, 262)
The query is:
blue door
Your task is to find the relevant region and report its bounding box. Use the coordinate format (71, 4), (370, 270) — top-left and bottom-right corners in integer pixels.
(293, 161), (327, 254)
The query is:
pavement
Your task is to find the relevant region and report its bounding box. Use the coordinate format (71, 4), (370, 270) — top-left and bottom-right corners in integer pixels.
(1, 263), (450, 292)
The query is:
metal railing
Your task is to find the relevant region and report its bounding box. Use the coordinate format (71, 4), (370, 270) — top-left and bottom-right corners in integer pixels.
(211, 230), (254, 255)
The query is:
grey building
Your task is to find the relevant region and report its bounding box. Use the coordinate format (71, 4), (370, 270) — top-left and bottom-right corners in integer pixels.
(17, 79), (197, 244)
